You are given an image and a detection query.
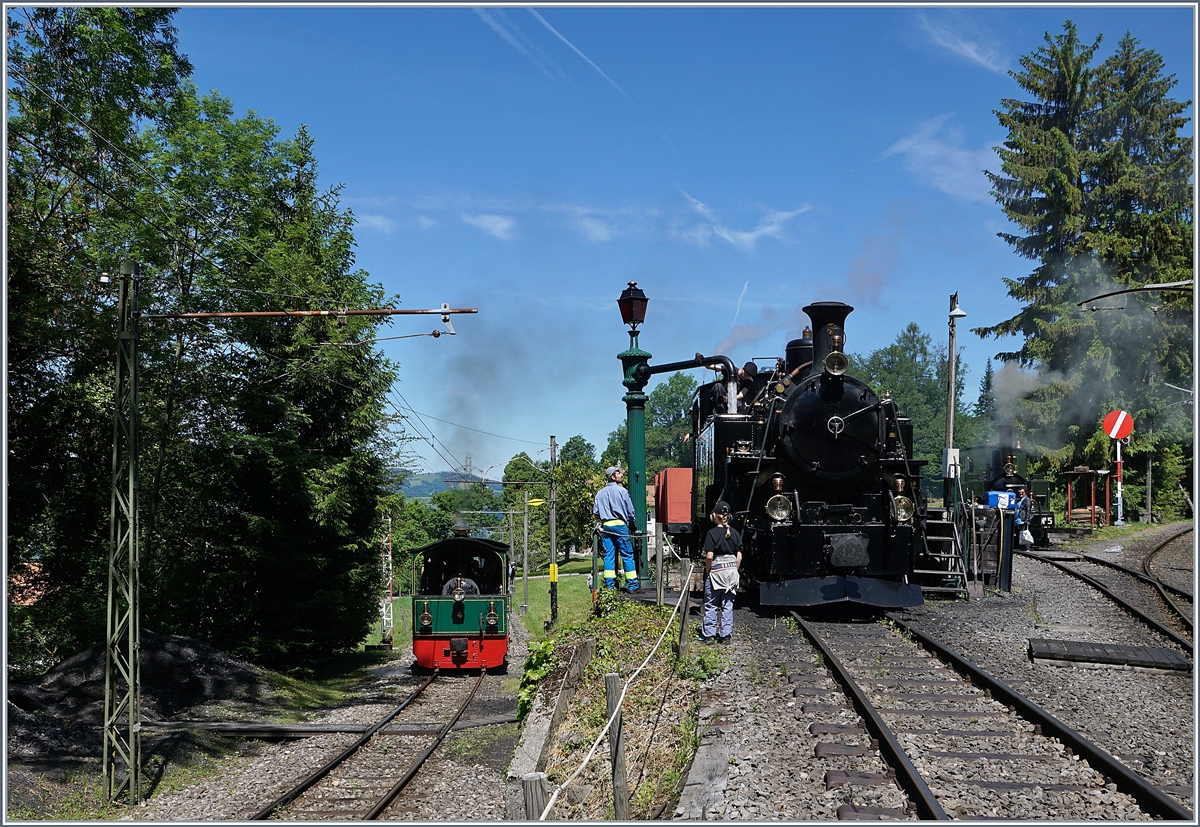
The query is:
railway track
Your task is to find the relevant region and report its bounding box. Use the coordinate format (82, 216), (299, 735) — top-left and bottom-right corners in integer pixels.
(250, 670), (484, 820)
(1016, 527), (1193, 653)
(789, 613), (1192, 821)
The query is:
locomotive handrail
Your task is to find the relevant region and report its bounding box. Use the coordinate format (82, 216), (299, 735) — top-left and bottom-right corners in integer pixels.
(742, 395), (785, 516)
(538, 562), (698, 820)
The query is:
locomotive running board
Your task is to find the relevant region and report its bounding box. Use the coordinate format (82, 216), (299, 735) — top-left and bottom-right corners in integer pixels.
(760, 576), (923, 608)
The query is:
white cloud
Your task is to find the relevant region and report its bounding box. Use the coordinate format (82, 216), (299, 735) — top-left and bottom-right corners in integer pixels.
(576, 215), (614, 242)
(357, 214), (394, 233)
(917, 13), (1007, 75)
(680, 188), (718, 222)
(732, 281), (749, 326)
(462, 213), (516, 240)
(674, 223), (714, 246)
(416, 216), (437, 230)
(676, 188), (809, 249)
(882, 114), (997, 203)
(714, 208), (810, 249)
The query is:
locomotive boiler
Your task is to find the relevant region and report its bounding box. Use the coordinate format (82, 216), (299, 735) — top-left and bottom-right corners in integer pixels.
(666, 302), (959, 608)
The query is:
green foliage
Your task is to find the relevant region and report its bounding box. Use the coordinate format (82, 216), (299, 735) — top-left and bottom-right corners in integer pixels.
(973, 360), (999, 445)
(556, 436), (601, 559)
(979, 20), (1193, 496)
(517, 638), (558, 719)
(6, 9), (405, 673)
(851, 323), (983, 485)
(603, 372), (699, 477)
(6, 4), (195, 682)
(591, 586), (625, 618)
(681, 647), (727, 681)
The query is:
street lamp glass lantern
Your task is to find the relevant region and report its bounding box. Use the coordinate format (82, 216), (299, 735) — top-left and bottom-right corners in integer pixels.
(618, 281), (648, 327)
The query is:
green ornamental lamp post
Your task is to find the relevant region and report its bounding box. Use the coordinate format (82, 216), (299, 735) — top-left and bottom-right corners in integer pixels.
(617, 281), (651, 575)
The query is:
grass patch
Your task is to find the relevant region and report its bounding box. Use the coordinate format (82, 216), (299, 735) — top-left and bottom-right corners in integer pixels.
(1059, 522), (1157, 549)
(1025, 592), (1043, 625)
(517, 573), (596, 641)
(263, 648), (401, 720)
(442, 725), (509, 761)
(6, 768), (125, 821)
(360, 597), (414, 651)
(528, 592), (702, 819)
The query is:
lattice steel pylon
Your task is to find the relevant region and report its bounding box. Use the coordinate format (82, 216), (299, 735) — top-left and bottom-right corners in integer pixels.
(380, 516), (394, 647)
(103, 261), (142, 803)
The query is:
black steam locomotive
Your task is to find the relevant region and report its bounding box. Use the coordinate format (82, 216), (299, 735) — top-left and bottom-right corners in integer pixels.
(959, 442), (1055, 547)
(666, 302), (957, 608)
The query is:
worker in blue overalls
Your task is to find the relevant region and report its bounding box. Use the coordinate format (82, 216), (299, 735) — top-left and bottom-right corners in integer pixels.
(593, 466), (639, 592)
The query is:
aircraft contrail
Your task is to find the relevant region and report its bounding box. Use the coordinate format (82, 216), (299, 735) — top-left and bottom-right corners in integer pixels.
(527, 8), (636, 105)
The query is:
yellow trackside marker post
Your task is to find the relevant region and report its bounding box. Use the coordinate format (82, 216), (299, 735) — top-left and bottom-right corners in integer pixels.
(549, 563), (559, 627)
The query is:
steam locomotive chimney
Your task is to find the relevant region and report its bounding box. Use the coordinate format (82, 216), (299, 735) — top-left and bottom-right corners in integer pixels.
(803, 302), (853, 374)
(998, 423), (1014, 453)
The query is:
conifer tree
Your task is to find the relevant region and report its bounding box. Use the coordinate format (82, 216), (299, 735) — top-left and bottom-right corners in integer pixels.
(978, 20), (1192, 516)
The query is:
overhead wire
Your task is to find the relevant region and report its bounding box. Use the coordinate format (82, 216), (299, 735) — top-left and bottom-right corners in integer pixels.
(387, 389), (468, 474)
(388, 403), (546, 446)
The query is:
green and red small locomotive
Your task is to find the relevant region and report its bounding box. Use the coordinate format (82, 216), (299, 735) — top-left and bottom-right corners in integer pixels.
(411, 534), (509, 671)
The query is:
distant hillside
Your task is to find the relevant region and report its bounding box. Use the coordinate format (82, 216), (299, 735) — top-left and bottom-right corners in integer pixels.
(399, 471), (501, 499)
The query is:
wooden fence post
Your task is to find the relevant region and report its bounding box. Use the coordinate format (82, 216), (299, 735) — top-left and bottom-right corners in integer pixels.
(522, 771), (549, 820)
(677, 565), (692, 662)
(604, 673), (629, 820)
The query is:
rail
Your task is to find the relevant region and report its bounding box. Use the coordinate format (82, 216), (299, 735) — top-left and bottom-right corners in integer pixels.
(791, 613), (949, 820)
(887, 616), (1194, 821)
(364, 669), (486, 819)
(249, 672), (436, 819)
(1014, 549), (1193, 654)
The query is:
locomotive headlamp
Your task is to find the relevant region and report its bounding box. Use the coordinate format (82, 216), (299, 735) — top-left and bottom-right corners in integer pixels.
(892, 495), (915, 523)
(766, 494), (793, 521)
(1002, 462), (1017, 477)
(452, 586), (466, 603)
(419, 601), (433, 631)
(823, 351), (849, 376)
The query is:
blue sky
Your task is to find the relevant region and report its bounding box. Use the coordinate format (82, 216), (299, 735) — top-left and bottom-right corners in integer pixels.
(171, 4), (1195, 477)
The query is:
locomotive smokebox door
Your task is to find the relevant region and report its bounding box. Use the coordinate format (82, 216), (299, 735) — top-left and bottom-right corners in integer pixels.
(827, 532), (870, 567)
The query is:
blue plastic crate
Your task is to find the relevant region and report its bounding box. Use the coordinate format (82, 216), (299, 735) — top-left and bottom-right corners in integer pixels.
(988, 491), (1015, 509)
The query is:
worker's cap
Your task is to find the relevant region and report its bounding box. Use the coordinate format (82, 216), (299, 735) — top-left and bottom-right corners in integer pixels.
(712, 501), (731, 515)
(742, 361), (758, 377)
(605, 466), (622, 480)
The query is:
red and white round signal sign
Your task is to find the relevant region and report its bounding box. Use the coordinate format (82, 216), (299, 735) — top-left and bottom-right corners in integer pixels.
(1103, 409), (1134, 440)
